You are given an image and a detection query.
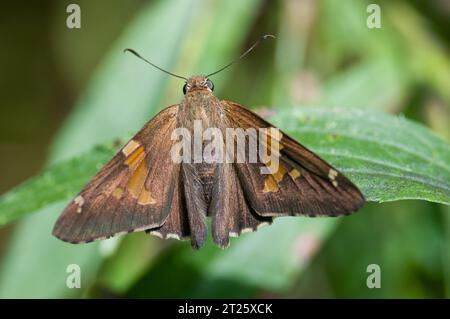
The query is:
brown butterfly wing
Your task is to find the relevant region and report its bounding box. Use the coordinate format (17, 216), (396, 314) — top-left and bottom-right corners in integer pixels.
(145, 172), (190, 241)
(52, 105), (181, 243)
(209, 160), (273, 248)
(145, 163), (209, 249)
(221, 100), (365, 217)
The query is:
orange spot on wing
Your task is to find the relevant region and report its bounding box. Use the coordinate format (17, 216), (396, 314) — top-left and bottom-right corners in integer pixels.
(138, 189), (156, 205)
(263, 175), (279, 193)
(273, 164), (287, 183)
(126, 156), (156, 205)
(289, 169), (301, 180)
(113, 188), (124, 199)
(127, 160), (147, 198)
(124, 146), (145, 170)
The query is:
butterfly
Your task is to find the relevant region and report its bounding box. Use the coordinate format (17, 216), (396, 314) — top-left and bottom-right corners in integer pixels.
(52, 35), (365, 249)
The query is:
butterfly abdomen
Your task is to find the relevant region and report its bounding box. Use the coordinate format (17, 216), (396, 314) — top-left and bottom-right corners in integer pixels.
(195, 162), (216, 208)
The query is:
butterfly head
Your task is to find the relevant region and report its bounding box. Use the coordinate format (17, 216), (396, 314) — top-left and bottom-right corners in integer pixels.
(183, 76), (214, 95)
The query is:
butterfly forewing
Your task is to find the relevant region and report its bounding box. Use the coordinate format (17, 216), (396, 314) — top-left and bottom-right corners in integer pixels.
(221, 100), (365, 217)
(52, 105), (181, 243)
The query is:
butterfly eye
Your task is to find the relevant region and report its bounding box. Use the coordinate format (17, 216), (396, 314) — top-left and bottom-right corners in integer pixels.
(206, 79), (214, 91)
(182, 83), (187, 95)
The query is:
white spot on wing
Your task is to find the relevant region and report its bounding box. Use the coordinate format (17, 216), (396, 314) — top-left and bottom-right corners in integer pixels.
(166, 233), (181, 240)
(241, 228), (254, 234)
(122, 139), (141, 157)
(149, 231), (163, 239)
(257, 222), (270, 229)
(328, 169), (339, 187)
(74, 195), (85, 214)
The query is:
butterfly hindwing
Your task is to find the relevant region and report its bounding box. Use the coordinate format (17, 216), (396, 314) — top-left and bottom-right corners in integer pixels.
(145, 173), (190, 241)
(209, 162), (272, 248)
(146, 162), (209, 249)
(52, 105), (181, 243)
(221, 100), (365, 217)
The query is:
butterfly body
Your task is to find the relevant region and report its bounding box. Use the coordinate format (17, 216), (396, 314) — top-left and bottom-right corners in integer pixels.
(53, 75), (365, 249)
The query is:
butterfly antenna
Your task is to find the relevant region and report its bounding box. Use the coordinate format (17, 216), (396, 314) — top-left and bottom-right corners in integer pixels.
(124, 48), (188, 81)
(206, 34), (275, 78)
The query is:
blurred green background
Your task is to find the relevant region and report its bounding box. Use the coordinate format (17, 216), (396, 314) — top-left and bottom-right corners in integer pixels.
(1, 0), (450, 298)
